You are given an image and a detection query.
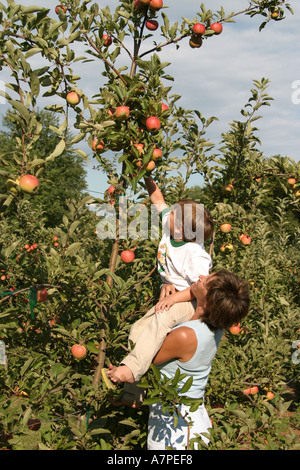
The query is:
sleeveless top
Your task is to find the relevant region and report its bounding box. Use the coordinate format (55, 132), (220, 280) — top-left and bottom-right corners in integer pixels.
(157, 320), (223, 399)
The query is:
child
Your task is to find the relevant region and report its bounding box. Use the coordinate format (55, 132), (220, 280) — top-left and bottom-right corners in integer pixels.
(102, 175), (214, 406)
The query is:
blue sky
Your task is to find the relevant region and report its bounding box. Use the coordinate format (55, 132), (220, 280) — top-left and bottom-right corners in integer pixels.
(1, 0), (299, 197)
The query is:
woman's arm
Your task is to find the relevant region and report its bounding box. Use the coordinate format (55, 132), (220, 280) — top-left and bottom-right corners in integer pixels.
(153, 326), (197, 365)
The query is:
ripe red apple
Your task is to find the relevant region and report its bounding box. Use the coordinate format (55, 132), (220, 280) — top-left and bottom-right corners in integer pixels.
(28, 418), (41, 431)
(220, 223), (231, 233)
(239, 234), (251, 245)
(121, 250), (135, 263)
(139, 0), (151, 4)
(92, 138), (105, 153)
(107, 185), (115, 195)
(266, 391), (275, 400)
(66, 91), (81, 105)
(103, 34), (112, 46)
(115, 105), (130, 121)
(211, 22), (223, 34)
(189, 35), (203, 48)
(146, 19), (159, 31)
(145, 116), (161, 133)
(229, 323), (241, 335)
(71, 344), (87, 359)
(37, 288), (48, 302)
(250, 386), (259, 395)
(149, 0), (163, 11)
(134, 0), (145, 10)
(55, 4), (67, 14)
(192, 23), (206, 35)
(161, 102), (168, 112)
(152, 148), (162, 160)
(243, 388), (252, 395)
(288, 177), (296, 186)
(19, 175), (39, 194)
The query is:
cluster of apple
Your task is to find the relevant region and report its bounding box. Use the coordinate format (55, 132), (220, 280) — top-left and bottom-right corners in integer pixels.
(288, 177), (300, 197)
(243, 385), (275, 401)
(189, 21), (223, 49)
(219, 222), (251, 253)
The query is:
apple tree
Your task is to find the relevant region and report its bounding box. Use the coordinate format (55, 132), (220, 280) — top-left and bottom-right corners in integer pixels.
(0, 0), (298, 450)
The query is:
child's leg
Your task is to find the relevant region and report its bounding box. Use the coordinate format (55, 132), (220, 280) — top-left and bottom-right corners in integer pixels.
(120, 300), (196, 382)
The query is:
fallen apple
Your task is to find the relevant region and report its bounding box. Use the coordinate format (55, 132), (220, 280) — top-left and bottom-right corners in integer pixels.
(19, 175), (39, 194)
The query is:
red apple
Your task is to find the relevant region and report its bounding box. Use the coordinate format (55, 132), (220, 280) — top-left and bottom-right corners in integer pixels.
(134, 0), (145, 10)
(223, 183), (234, 193)
(243, 388), (252, 395)
(229, 324), (241, 335)
(149, 0), (163, 11)
(192, 23), (206, 35)
(152, 148), (162, 160)
(145, 116), (161, 133)
(266, 391), (275, 400)
(220, 223), (231, 233)
(115, 105), (130, 121)
(121, 250), (135, 263)
(55, 5), (67, 14)
(103, 34), (112, 46)
(139, 0), (151, 4)
(133, 143), (144, 156)
(37, 288), (48, 302)
(239, 234), (251, 245)
(250, 386), (259, 395)
(189, 35), (203, 48)
(211, 22), (223, 34)
(146, 19), (159, 31)
(288, 177), (296, 186)
(161, 102), (168, 112)
(19, 175), (39, 194)
(107, 185), (115, 195)
(71, 344), (87, 359)
(92, 138), (105, 153)
(66, 91), (81, 105)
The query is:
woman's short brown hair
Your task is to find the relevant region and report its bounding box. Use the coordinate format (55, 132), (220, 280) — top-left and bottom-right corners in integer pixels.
(173, 199), (214, 243)
(203, 269), (250, 330)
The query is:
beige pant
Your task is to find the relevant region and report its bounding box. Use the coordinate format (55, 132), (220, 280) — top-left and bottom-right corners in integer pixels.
(121, 300), (196, 404)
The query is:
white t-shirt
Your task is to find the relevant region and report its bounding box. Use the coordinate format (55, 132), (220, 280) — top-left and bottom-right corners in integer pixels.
(157, 208), (212, 291)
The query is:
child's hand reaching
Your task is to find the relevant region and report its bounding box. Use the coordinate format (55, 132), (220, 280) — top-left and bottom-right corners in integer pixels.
(155, 295), (176, 313)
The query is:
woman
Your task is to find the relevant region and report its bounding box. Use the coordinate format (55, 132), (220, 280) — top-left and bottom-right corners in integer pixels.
(147, 270), (250, 450)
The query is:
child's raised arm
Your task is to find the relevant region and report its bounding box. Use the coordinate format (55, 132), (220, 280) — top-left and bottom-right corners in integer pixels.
(144, 175), (168, 214)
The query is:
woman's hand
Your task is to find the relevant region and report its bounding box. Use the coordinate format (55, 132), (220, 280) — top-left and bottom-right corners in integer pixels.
(158, 283), (176, 301)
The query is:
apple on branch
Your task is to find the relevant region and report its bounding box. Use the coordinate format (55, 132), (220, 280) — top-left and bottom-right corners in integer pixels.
(149, 0), (163, 11)
(146, 20), (159, 31)
(220, 223), (231, 233)
(121, 250), (135, 263)
(71, 344), (87, 359)
(145, 116), (161, 133)
(66, 91), (81, 106)
(210, 22), (223, 35)
(19, 175), (39, 194)
(192, 23), (206, 36)
(92, 138), (105, 153)
(189, 35), (203, 49)
(115, 105), (130, 121)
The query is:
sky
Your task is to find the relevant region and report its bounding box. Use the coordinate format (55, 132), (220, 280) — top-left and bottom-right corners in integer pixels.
(1, 0), (299, 197)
